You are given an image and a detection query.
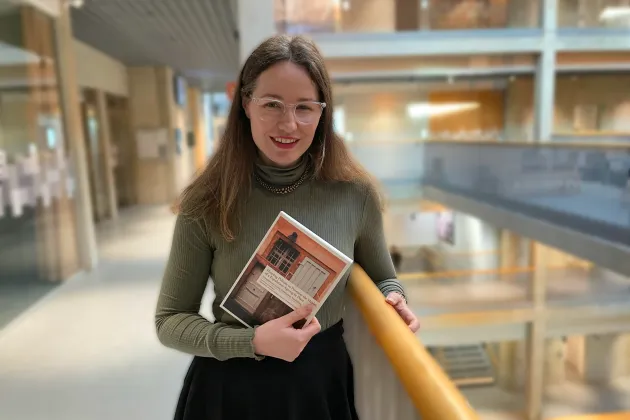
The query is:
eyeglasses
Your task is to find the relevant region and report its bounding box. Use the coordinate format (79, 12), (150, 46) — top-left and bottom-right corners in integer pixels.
(250, 97), (326, 125)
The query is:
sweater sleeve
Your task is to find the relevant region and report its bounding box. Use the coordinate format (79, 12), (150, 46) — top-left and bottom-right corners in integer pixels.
(155, 215), (260, 360)
(354, 188), (407, 300)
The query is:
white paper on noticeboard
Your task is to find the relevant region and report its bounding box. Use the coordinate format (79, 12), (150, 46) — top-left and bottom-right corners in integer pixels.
(48, 169), (60, 183)
(66, 177), (75, 198)
(10, 188), (23, 217)
(137, 128), (168, 159)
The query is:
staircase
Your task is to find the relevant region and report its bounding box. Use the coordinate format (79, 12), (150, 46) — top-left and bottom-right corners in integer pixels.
(429, 344), (496, 387)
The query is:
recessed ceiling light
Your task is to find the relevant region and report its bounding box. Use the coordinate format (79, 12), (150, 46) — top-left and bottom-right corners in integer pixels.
(600, 7), (630, 20)
(66, 0), (84, 8)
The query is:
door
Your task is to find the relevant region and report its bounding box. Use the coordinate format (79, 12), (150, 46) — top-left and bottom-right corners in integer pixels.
(291, 258), (330, 298)
(234, 264), (267, 313)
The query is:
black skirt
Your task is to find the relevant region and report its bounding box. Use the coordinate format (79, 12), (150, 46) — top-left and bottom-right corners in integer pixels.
(174, 320), (359, 420)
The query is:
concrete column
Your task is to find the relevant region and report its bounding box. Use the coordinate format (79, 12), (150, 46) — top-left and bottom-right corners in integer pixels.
(499, 229), (522, 270)
(545, 338), (566, 385)
(525, 242), (548, 420)
(54, 2), (98, 270)
(187, 87), (207, 170)
(566, 336), (585, 379)
(533, 0), (557, 142)
(497, 341), (518, 390)
(237, 0), (275, 64)
(95, 90), (118, 220)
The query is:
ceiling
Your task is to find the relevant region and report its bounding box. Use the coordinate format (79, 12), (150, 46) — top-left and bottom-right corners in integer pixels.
(71, 0), (240, 89)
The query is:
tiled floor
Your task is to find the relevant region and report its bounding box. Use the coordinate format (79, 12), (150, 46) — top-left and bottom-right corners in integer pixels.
(0, 206), (198, 420)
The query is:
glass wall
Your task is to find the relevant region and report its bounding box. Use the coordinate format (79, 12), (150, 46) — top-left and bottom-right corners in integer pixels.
(331, 69), (532, 198)
(275, 0), (540, 35)
(558, 0), (630, 28)
(0, 4), (80, 329)
(554, 73), (630, 137)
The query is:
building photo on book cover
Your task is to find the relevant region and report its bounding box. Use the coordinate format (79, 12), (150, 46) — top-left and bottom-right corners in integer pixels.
(221, 211), (353, 329)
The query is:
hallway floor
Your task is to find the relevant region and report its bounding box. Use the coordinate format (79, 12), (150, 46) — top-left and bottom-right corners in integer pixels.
(0, 206), (195, 420)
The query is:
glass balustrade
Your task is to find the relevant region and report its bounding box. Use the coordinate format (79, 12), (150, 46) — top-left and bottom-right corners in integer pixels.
(423, 142), (630, 247)
(275, 0), (541, 35)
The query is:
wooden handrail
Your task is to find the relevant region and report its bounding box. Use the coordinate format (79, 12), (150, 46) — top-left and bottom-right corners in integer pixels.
(348, 265), (480, 420)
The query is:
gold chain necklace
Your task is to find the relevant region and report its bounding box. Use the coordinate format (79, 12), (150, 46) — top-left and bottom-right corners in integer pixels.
(254, 165), (311, 195)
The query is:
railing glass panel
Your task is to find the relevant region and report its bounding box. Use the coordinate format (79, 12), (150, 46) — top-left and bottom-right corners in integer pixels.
(275, 0), (540, 35)
(423, 142), (630, 248)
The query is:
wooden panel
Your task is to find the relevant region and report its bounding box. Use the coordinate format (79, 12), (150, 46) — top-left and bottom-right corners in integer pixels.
(107, 96), (136, 207)
(428, 90), (505, 133)
(557, 52), (630, 66)
(395, 0), (419, 31)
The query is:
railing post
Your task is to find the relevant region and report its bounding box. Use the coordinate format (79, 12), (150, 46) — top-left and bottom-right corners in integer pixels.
(525, 242), (548, 420)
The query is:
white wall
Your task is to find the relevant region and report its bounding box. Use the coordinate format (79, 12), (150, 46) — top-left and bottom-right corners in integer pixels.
(584, 333), (630, 383)
(383, 207), (438, 248)
(337, 89), (428, 181)
(237, 0), (275, 63)
(73, 40), (129, 97)
(438, 213), (500, 275)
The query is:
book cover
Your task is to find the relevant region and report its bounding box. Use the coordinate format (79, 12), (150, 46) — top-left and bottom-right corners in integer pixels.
(220, 211), (353, 329)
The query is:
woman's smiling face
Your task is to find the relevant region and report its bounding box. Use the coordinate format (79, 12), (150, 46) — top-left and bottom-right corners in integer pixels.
(244, 61), (321, 168)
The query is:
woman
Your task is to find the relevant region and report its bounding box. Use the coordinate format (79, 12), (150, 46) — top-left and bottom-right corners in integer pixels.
(155, 34), (420, 420)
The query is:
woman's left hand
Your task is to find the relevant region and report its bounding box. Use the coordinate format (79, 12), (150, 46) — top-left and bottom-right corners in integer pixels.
(386, 292), (420, 332)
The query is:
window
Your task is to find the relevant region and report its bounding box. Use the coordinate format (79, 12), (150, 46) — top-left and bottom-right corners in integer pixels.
(267, 238), (300, 273)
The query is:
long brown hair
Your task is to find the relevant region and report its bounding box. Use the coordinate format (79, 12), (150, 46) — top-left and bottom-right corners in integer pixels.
(177, 34), (380, 241)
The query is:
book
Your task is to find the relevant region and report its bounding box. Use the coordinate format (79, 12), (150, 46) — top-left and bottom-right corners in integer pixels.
(220, 211), (353, 329)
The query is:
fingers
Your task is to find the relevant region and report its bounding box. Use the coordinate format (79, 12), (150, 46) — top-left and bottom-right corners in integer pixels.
(408, 317), (421, 333)
(386, 292), (404, 307)
(278, 304), (314, 326)
(397, 305), (420, 332)
(300, 317), (321, 339)
(387, 293), (421, 332)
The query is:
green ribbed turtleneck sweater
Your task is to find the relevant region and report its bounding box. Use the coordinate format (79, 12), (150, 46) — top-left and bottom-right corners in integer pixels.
(155, 158), (406, 360)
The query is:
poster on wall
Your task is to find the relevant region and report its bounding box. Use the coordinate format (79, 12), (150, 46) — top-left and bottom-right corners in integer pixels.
(436, 211), (455, 245)
(136, 129), (168, 159)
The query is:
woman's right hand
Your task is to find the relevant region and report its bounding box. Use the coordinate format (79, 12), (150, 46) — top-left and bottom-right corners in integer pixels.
(252, 305), (321, 362)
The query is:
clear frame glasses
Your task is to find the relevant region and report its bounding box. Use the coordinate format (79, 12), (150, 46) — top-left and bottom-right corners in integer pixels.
(250, 96), (326, 125)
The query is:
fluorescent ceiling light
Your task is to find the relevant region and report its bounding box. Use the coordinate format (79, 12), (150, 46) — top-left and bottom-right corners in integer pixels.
(406, 102), (480, 119)
(600, 7), (630, 20)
